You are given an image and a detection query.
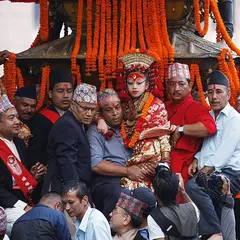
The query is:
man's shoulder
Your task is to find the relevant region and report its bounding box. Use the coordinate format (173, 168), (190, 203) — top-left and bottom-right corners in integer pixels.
(88, 208), (109, 224)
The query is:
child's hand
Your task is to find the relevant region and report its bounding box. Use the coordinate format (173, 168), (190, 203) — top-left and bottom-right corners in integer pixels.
(97, 118), (108, 134)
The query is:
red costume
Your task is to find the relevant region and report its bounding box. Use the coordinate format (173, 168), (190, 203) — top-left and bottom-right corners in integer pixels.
(165, 94), (216, 183)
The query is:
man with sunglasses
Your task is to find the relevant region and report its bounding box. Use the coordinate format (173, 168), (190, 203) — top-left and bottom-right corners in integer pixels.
(42, 83), (98, 194)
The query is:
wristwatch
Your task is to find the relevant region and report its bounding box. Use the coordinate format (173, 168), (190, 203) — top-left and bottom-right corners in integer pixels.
(178, 125), (184, 134)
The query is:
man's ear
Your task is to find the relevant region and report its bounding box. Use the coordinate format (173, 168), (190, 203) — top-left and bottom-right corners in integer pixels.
(82, 195), (89, 206)
(123, 214), (131, 226)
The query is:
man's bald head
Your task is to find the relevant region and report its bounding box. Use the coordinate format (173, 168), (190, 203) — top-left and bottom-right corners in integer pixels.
(40, 192), (63, 212)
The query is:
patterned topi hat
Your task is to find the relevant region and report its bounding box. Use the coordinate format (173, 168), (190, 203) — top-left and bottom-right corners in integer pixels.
(116, 192), (148, 219)
(73, 83), (97, 104)
(168, 62), (190, 80)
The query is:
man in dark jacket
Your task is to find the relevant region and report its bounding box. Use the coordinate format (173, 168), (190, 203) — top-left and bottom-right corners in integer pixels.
(27, 68), (73, 167)
(42, 83), (98, 194)
(11, 192), (71, 240)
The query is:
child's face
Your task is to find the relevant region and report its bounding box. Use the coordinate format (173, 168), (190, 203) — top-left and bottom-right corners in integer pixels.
(126, 72), (149, 98)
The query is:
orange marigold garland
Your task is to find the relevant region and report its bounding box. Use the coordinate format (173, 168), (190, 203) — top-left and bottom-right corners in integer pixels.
(217, 49), (237, 107)
(105, 0), (112, 78)
(31, 29), (42, 48)
(36, 66), (50, 111)
(111, 0), (118, 78)
(71, 0), (83, 81)
(86, 0), (93, 76)
(159, 0), (174, 62)
(211, 0), (240, 55)
(194, 0), (210, 37)
(3, 53), (17, 102)
(190, 64), (211, 110)
(39, 0), (49, 41)
(216, 24), (222, 43)
(98, 0), (106, 90)
(136, 0), (146, 50)
(124, 0), (131, 54)
(130, 0), (137, 51)
(91, 0), (101, 72)
(118, 0), (126, 57)
(121, 93), (154, 148)
(16, 67), (24, 88)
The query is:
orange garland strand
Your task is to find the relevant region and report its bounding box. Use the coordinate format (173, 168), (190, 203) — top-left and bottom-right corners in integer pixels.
(86, 0), (93, 76)
(91, 0), (101, 72)
(106, 0), (112, 78)
(124, 0), (131, 54)
(217, 49), (237, 107)
(118, 0), (125, 57)
(136, 0), (146, 50)
(211, 0), (240, 55)
(130, 0), (137, 51)
(111, 0), (118, 78)
(216, 24), (222, 43)
(39, 0), (49, 41)
(71, 0), (83, 81)
(98, 0), (106, 90)
(16, 67), (24, 88)
(121, 93), (155, 148)
(3, 53), (17, 102)
(190, 64), (211, 110)
(194, 0), (210, 37)
(36, 66), (50, 111)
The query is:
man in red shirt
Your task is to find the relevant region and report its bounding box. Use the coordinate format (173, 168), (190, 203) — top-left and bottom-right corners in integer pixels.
(165, 63), (216, 183)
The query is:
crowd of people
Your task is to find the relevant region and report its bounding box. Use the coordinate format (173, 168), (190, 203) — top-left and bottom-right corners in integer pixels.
(0, 50), (240, 240)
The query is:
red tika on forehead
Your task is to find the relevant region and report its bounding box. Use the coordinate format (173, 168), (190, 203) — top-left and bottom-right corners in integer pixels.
(127, 72), (145, 82)
(213, 85), (216, 89)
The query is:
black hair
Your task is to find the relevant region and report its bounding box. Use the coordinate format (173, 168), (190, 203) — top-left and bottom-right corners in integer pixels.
(152, 169), (179, 206)
(62, 181), (89, 200)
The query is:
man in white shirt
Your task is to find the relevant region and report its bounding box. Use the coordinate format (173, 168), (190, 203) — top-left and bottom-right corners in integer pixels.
(61, 181), (112, 240)
(186, 70), (240, 239)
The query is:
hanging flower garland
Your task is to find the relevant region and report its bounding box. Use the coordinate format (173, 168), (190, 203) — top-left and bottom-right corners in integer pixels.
(39, 0), (49, 41)
(118, 0), (126, 57)
(130, 0), (136, 51)
(217, 49), (237, 107)
(86, 0), (93, 76)
(121, 93), (154, 148)
(16, 67), (24, 88)
(76, 65), (82, 85)
(98, 0), (106, 90)
(3, 53), (17, 102)
(105, 0), (112, 78)
(190, 64), (211, 110)
(71, 0), (83, 81)
(111, 0), (118, 78)
(31, 30), (42, 48)
(142, 0), (153, 50)
(159, 0), (174, 62)
(194, 0), (210, 37)
(124, 0), (131, 54)
(91, 0), (101, 72)
(216, 24), (222, 43)
(211, 0), (240, 55)
(36, 66), (50, 111)
(136, 0), (146, 50)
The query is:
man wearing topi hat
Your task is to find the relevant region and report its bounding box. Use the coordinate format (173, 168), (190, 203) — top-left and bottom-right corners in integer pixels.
(109, 192), (148, 240)
(43, 83), (98, 194)
(165, 62), (217, 184)
(186, 70), (240, 239)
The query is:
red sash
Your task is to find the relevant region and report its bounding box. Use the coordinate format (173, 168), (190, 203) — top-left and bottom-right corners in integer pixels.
(39, 108), (60, 124)
(0, 140), (38, 202)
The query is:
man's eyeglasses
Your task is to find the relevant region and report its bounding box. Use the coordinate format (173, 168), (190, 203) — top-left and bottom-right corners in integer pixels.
(74, 101), (96, 114)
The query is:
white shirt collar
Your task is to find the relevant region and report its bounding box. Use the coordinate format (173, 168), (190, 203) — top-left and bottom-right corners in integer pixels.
(77, 207), (93, 233)
(210, 102), (232, 118)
